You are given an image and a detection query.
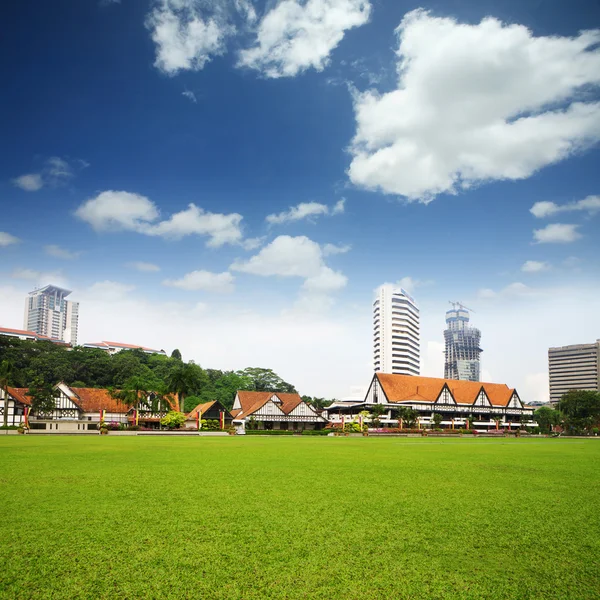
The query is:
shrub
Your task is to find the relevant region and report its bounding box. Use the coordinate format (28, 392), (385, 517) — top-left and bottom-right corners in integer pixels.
(0, 425), (19, 430)
(244, 430), (294, 435)
(160, 411), (186, 429)
(301, 430), (331, 435)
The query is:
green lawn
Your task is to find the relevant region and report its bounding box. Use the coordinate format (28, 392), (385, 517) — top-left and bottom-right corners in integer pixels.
(0, 436), (599, 599)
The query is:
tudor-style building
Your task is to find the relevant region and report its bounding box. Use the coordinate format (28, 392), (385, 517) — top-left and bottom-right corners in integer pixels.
(0, 387), (30, 427)
(187, 400), (233, 429)
(230, 391), (326, 431)
(324, 373), (535, 430)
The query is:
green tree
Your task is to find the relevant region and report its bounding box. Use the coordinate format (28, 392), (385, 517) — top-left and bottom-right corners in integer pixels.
(27, 381), (60, 417)
(533, 405), (560, 434)
(397, 407), (418, 429)
(557, 390), (600, 434)
(432, 413), (443, 429)
(170, 349), (182, 361)
(1, 360), (12, 428)
(236, 367), (296, 393)
(166, 363), (209, 412)
(111, 374), (158, 413)
(160, 411), (186, 429)
(370, 404), (387, 427)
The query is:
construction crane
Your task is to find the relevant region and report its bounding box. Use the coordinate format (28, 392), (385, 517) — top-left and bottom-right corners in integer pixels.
(448, 301), (476, 313)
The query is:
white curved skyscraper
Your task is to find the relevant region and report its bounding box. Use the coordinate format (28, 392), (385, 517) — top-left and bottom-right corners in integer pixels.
(373, 285), (420, 375)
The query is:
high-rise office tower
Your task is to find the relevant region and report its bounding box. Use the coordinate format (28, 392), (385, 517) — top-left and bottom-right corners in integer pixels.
(548, 341), (600, 405)
(24, 285), (79, 345)
(444, 303), (482, 381)
(373, 285), (420, 375)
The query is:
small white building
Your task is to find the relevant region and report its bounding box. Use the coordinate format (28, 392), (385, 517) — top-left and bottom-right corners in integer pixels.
(82, 341), (166, 355)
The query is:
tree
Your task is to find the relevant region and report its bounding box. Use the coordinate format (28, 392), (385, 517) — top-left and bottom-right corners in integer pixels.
(160, 411), (186, 429)
(27, 381), (60, 417)
(432, 412), (443, 429)
(533, 406), (560, 434)
(370, 404), (387, 427)
(557, 390), (600, 434)
(1, 360), (12, 428)
(166, 363), (209, 412)
(397, 407), (418, 429)
(236, 367), (296, 393)
(170, 349), (182, 361)
(111, 374), (158, 413)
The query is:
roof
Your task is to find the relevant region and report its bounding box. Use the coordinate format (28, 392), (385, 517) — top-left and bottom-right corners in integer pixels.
(234, 391), (305, 418)
(0, 326), (67, 344)
(70, 388), (130, 413)
(374, 373), (516, 407)
(6, 387), (31, 406)
(84, 341), (163, 352)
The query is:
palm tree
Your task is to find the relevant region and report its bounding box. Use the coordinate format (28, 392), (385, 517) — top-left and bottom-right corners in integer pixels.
(166, 365), (195, 412)
(110, 375), (153, 425)
(0, 361), (12, 428)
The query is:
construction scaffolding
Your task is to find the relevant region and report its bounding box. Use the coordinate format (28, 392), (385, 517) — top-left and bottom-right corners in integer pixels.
(444, 302), (482, 381)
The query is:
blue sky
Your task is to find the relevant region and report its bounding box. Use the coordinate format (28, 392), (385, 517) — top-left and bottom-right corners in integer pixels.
(1, 0), (599, 400)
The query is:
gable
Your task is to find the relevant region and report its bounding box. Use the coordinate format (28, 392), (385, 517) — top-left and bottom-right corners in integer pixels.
(365, 375), (386, 404)
(436, 386), (456, 405)
(232, 394), (241, 410)
(473, 389), (491, 407)
(507, 392), (522, 409)
(249, 399), (286, 417)
(287, 402), (319, 417)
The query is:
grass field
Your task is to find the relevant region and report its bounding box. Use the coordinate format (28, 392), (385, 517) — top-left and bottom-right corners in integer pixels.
(0, 436), (599, 599)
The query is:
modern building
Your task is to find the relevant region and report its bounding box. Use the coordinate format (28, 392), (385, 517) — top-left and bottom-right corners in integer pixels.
(373, 285), (420, 376)
(548, 341), (600, 405)
(444, 303), (482, 381)
(82, 341), (166, 355)
(23, 285), (79, 345)
(230, 391), (326, 431)
(324, 373), (534, 431)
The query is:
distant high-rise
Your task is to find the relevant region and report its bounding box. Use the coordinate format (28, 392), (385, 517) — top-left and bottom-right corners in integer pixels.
(24, 285), (79, 345)
(548, 341), (600, 405)
(373, 285), (420, 376)
(444, 304), (482, 381)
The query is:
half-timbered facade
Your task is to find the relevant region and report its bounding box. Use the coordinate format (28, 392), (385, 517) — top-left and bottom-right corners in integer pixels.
(231, 391), (326, 431)
(0, 387), (30, 427)
(325, 373), (535, 430)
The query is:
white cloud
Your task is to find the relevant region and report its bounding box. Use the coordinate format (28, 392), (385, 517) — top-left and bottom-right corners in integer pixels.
(301, 266), (347, 293)
(163, 270), (235, 293)
(75, 191), (159, 232)
(87, 281), (135, 301)
(266, 199), (346, 224)
(147, 0), (231, 75)
(46, 157), (73, 179)
(12, 157), (82, 192)
(238, 0), (371, 78)
(234, 0), (257, 24)
(533, 223), (582, 244)
(348, 10), (600, 202)
(530, 195), (600, 218)
(477, 281), (534, 300)
(75, 191), (245, 248)
(241, 236), (264, 251)
(322, 242), (351, 256)
(12, 174), (43, 192)
(232, 235), (323, 277)
(44, 245), (81, 260)
(126, 261), (161, 272)
(231, 235), (347, 310)
(11, 268), (68, 288)
(332, 198), (345, 214)
(147, 203), (243, 247)
(521, 260), (550, 273)
(0, 232), (20, 247)
(182, 89), (197, 102)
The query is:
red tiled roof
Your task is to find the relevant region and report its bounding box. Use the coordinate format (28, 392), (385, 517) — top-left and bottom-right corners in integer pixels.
(0, 327), (37, 336)
(102, 341), (161, 352)
(6, 387), (31, 406)
(70, 388), (130, 413)
(234, 391), (304, 417)
(187, 400), (216, 418)
(375, 373), (516, 407)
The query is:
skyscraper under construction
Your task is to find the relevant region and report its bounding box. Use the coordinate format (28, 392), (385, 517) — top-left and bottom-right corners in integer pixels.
(444, 303), (482, 381)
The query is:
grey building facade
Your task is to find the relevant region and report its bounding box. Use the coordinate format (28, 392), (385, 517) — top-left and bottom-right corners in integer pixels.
(444, 305), (482, 381)
(548, 341), (600, 405)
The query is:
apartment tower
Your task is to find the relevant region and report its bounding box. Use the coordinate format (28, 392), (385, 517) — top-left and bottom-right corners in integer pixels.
(24, 285), (79, 345)
(373, 285), (420, 375)
(548, 341), (600, 405)
(444, 304), (482, 381)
